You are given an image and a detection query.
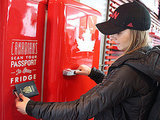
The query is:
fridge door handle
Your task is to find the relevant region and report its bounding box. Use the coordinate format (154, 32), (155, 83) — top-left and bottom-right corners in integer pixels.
(63, 69), (77, 76)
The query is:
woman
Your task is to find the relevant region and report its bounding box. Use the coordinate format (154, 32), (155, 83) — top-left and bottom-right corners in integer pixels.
(15, 1), (160, 120)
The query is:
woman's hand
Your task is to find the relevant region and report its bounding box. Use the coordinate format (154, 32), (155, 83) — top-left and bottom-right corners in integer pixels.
(75, 65), (91, 76)
(15, 93), (30, 115)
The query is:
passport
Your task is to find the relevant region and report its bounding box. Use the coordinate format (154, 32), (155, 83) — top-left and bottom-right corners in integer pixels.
(15, 81), (39, 98)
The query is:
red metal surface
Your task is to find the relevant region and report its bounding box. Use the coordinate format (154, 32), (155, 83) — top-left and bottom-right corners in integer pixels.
(0, 0), (47, 119)
(104, 66), (109, 70)
(111, 0), (120, 6)
(105, 56), (118, 59)
(150, 32), (160, 40)
(43, 0), (101, 107)
(105, 61), (114, 65)
(32, 0), (48, 4)
(110, 3), (116, 9)
(106, 46), (118, 50)
(109, 8), (114, 13)
(106, 51), (116, 54)
(0, 0), (5, 119)
(107, 40), (116, 44)
(106, 51), (123, 55)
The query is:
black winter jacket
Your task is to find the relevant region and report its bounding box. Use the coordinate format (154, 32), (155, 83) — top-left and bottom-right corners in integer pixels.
(26, 46), (160, 120)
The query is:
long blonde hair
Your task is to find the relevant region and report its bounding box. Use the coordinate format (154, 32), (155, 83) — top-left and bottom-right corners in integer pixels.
(110, 29), (151, 67)
(124, 29), (151, 55)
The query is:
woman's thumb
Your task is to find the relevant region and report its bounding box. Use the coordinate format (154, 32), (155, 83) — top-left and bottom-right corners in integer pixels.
(74, 70), (81, 74)
(19, 93), (24, 99)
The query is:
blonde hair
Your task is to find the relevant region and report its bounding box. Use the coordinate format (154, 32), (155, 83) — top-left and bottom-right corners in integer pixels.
(110, 29), (151, 68)
(124, 29), (151, 55)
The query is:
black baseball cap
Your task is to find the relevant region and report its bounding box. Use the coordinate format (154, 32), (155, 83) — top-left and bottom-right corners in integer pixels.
(96, 1), (151, 35)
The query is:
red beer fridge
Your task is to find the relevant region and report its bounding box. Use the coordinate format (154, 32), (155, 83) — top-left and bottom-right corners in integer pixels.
(43, 0), (101, 103)
(0, 0), (47, 119)
(0, 0), (102, 119)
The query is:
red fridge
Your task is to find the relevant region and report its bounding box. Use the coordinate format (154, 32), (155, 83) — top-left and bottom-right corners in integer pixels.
(0, 0), (47, 119)
(43, 0), (101, 103)
(0, 0), (101, 119)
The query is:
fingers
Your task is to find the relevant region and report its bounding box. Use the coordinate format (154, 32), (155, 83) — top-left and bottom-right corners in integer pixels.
(75, 65), (91, 76)
(15, 96), (22, 103)
(76, 65), (87, 72)
(19, 93), (24, 99)
(15, 97), (20, 103)
(77, 64), (87, 70)
(74, 70), (81, 74)
(76, 66), (83, 71)
(75, 70), (89, 75)
(19, 93), (29, 101)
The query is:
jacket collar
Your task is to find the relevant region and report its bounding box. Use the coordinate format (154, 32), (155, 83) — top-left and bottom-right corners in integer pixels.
(108, 46), (152, 74)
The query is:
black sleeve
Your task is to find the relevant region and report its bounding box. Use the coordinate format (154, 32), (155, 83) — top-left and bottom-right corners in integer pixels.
(26, 65), (136, 120)
(88, 67), (105, 84)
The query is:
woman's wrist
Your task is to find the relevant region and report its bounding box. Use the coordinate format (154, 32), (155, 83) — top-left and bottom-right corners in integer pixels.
(26, 100), (37, 116)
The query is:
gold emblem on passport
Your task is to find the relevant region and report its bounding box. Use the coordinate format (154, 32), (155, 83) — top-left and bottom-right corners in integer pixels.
(15, 81), (39, 97)
(22, 85), (35, 94)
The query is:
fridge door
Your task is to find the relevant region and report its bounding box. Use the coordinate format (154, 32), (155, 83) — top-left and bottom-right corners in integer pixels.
(0, 0), (47, 119)
(44, 0), (101, 104)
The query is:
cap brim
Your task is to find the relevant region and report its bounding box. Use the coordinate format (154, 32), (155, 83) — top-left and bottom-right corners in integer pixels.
(96, 20), (126, 35)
